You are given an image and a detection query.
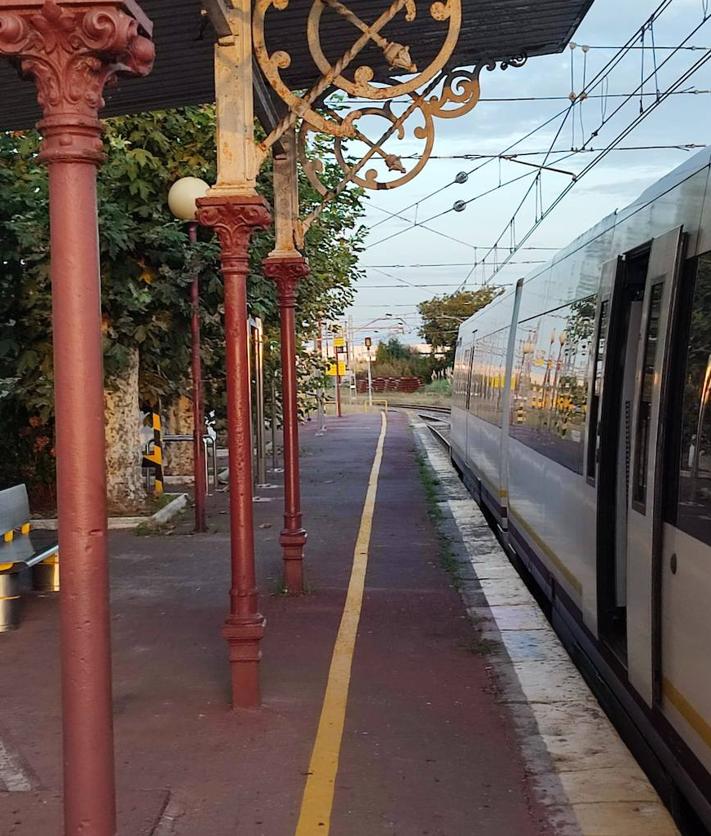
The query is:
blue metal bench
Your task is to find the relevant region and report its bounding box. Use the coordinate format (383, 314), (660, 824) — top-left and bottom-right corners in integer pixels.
(0, 484), (59, 633)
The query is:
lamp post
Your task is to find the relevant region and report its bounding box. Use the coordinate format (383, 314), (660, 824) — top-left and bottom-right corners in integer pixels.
(168, 177), (210, 533)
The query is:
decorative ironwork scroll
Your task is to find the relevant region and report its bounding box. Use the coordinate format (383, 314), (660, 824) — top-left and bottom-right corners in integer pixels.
(252, 0), (527, 218)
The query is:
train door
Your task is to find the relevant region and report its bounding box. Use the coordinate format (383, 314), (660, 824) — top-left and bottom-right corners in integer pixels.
(595, 250), (649, 664)
(464, 337), (476, 453)
(657, 249), (711, 770)
(451, 340), (468, 451)
(625, 227), (685, 706)
(499, 280), (524, 525)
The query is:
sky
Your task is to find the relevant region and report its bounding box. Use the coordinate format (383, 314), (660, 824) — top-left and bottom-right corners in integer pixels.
(334, 0), (711, 345)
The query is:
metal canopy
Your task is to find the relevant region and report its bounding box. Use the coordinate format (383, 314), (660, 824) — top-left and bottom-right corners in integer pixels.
(0, 0), (593, 131)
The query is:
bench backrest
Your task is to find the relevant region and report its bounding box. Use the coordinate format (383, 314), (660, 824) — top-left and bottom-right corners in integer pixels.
(0, 484), (30, 538)
(0, 485), (35, 566)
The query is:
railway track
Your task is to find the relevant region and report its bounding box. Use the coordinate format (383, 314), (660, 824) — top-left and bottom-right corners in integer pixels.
(392, 403), (451, 415)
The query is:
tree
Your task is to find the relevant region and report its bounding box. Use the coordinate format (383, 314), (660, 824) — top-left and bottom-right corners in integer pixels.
(418, 287), (501, 369)
(375, 337), (410, 364)
(0, 106), (367, 509)
(370, 337), (432, 380)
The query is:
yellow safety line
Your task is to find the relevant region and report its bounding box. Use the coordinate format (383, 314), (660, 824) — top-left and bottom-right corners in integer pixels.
(295, 410), (388, 836)
(663, 677), (711, 749)
(508, 507), (583, 598)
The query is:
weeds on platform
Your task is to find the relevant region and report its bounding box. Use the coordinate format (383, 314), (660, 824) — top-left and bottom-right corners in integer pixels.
(415, 451), (461, 591)
(459, 636), (501, 656)
(135, 520), (175, 537)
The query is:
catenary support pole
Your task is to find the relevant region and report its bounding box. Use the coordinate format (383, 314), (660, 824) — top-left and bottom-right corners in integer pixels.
(0, 3), (154, 832)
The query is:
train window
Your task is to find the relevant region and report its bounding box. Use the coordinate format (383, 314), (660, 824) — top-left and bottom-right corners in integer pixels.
(469, 329), (508, 426)
(465, 345), (475, 411)
(461, 349), (470, 406)
(510, 298), (595, 474)
(665, 253), (711, 546)
(452, 347), (470, 408)
(632, 282), (664, 511)
(586, 299), (610, 484)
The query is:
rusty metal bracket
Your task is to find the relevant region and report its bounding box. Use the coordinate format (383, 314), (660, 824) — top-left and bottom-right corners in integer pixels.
(252, 0), (527, 217)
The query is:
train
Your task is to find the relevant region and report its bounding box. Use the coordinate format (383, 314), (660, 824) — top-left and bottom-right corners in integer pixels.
(450, 147), (711, 832)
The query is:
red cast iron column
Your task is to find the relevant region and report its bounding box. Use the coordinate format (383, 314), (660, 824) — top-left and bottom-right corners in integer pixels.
(197, 195), (270, 708)
(189, 222), (208, 533)
(263, 255), (309, 594)
(0, 1), (153, 832)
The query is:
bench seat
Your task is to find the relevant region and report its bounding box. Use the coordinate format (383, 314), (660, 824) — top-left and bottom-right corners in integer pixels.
(1, 484), (59, 632)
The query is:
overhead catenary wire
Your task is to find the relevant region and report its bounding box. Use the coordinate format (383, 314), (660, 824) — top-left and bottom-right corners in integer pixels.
(365, 0), (682, 241)
(357, 282), (524, 288)
(343, 1), (709, 327)
(347, 86), (709, 106)
(367, 203), (499, 252)
(395, 142), (707, 160)
(362, 257), (555, 267)
(365, 104), (574, 235)
(463, 38), (711, 290)
(369, 105), (582, 248)
(365, 164), (574, 249)
(449, 6), (711, 288)
(367, 90), (652, 249)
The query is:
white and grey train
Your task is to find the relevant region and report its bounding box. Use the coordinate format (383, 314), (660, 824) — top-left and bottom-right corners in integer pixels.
(451, 148), (711, 831)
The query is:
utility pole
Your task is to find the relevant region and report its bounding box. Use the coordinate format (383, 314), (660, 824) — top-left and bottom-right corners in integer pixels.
(347, 315), (355, 403)
(316, 321), (325, 432)
(334, 335), (343, 418)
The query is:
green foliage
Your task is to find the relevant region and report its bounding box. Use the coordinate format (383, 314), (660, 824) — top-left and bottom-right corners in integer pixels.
(423, 379), (452, 396)
(375, 337), (410, 363)
(418, 287), (501, 368)
(0, 106), (367, 494)
(370, 337), (432, 380)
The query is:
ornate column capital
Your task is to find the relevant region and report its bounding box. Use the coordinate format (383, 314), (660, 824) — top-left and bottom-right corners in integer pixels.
(197, 194), (271, 270)
(263, 254), (310, 308)
(0, 0), (154, 164)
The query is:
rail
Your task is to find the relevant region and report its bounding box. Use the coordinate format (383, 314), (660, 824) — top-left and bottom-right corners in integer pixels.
(393, 403), (451, 415)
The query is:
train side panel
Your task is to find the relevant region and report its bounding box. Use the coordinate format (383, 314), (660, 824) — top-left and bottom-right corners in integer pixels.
(451, 149), (711, 828)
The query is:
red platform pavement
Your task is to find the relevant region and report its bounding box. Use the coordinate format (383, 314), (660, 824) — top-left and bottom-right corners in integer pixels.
(0, 411), (551, 835)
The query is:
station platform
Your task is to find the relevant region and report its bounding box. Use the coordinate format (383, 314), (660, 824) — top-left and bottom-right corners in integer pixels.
(0, 410), (676, 834)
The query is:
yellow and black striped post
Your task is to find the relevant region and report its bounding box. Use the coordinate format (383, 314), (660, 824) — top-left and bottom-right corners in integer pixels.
(142, 410), (164, 495)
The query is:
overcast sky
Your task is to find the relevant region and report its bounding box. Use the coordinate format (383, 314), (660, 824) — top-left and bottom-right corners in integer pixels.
(339, 0), (711, 344)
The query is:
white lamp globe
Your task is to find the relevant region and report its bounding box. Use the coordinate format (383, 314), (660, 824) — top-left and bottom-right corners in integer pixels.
(168, 177), (210, 221)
